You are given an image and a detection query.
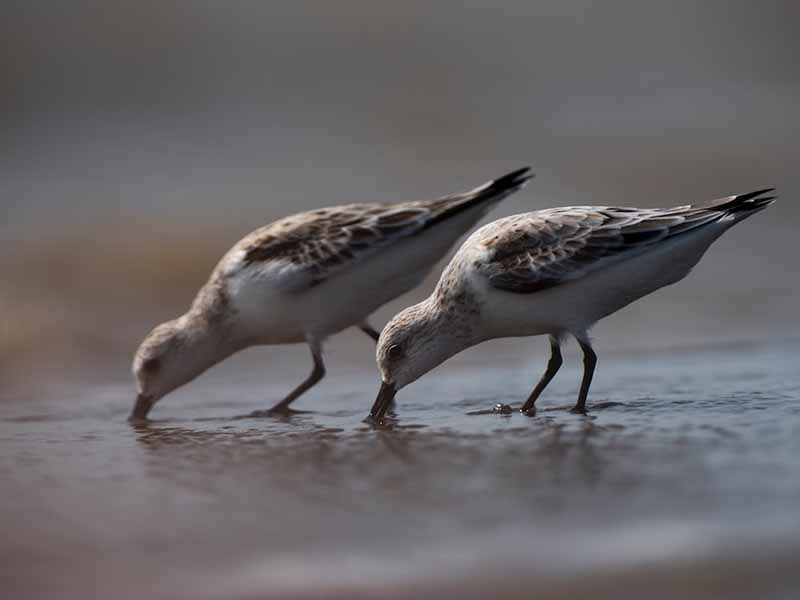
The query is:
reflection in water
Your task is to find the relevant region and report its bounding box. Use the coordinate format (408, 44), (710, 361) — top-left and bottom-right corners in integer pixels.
(127, 409), (659, 520)
(1, 343), (799, 599)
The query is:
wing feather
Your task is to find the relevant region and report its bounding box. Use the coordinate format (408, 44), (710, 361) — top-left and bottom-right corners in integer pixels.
(232, 167), (533, 291)
(481, 189), (774, 294)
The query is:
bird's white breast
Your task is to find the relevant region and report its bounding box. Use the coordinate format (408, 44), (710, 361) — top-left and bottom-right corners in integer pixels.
(222, 204), (489, 344)
(475, 220), (731, 339)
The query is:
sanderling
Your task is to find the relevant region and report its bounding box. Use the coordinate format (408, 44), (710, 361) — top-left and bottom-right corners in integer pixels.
(370, 187), (776, 420)
(130, 167), (532, 421)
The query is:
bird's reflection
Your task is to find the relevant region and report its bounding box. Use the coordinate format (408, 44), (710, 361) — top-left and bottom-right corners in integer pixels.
(128, 399), (634, 496)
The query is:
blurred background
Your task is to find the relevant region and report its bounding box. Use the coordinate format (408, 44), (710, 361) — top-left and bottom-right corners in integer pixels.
(3, 3), (800, 600)
(2, 0), (798, 394)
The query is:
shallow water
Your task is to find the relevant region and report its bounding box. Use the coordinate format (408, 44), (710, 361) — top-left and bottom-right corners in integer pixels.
(2, 340), (799, 599)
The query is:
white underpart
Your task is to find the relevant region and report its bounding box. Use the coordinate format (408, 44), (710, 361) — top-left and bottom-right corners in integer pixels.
(461, 214), (748, 341)
(226, 203), (493, 345)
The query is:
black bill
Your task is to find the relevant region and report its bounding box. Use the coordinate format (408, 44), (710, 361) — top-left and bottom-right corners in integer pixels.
(129, 393), (154, 422)
(368, 381), (396, 422)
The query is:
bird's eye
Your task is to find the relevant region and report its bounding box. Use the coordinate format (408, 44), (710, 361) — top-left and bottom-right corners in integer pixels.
(387, 344), (404, 360)
(143, 358), (161, 373)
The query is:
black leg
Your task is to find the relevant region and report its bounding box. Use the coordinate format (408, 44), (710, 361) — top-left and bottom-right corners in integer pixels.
(520, 336), (563, 414)
(259, 342), (325, 415)
(358, 322), (381, 343)
(572, 337), (597, 414)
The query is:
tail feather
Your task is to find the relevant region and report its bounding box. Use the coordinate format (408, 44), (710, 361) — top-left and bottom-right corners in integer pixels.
(477, 166), (535, 197)
(464, 166), (534, 203)
(696, 187), (777, 213)
(422, 166), (533, 230)
(727, 193), (776, 213)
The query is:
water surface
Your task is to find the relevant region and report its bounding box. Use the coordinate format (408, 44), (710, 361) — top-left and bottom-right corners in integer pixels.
(2, 340), (799, 599)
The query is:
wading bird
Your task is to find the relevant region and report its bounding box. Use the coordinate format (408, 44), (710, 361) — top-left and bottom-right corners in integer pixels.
(370, 188), (775, 421)
(131, 167), (532, 421)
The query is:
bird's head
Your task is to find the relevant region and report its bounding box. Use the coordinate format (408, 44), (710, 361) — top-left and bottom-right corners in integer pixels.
(130, 317), (223, 422)
(131, 320), (188, 421)
(371, 299), (475, 421)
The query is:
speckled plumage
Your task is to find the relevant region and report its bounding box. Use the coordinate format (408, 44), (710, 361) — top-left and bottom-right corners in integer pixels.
(475, 189), (775, 294)
(371, 188), (776, 421)
(130, 167), (532, 420)
(224, 170), (531, 292)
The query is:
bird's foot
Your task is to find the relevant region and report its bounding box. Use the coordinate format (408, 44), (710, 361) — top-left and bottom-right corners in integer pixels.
(590, 401), (624, 410)
(247, 406), (310, 418)
(362, 414), (395, 429)
(127, 415), (152, 427)
(569, 405), (588, 415)
(520, 406), (536, 417)
(466, 403), (515, 416)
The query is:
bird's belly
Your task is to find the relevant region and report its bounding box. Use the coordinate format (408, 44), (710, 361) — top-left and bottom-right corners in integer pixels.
(228, 265), (424, 344)
(229, 280), (307, 344)
(229, 230), (468, 342)
(300, 271), (421, 336)
(296, 209), (491, 338)
(228, 202), (494, 342)
(482, 224), (727, 337)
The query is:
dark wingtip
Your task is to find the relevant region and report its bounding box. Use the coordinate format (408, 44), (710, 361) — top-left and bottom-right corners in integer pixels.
(727, 188), (778, 213)
(705, 187), (777, 212)
(421, 167), (533, 230)
(747, 196), (777, 209)
(488, 166), (534, 192)
(734, 188), (776, 203)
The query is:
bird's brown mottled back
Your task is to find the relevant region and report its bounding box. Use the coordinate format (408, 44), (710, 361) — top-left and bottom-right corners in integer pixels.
(478, 190), (775, 294)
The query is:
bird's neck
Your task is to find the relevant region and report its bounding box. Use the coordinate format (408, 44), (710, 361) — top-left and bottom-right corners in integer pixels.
(184, 274), (244, 352)
(428, 277), (482, 343)
(422, 295), (482, 353)
(173, 310), (242, 383)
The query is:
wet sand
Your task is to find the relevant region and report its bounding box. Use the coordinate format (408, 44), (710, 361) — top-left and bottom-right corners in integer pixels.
(1, 340), (799, 599)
